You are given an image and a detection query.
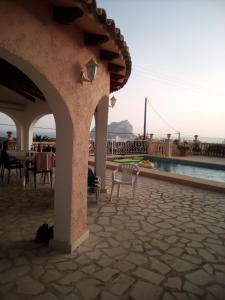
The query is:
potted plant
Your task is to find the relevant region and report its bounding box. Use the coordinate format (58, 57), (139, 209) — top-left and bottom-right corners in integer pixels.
(177, 141), (190, 156)
(6, 131), (13, 140)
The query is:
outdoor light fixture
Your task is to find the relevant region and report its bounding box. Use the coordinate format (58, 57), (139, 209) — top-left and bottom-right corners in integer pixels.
(80, 59), (98, 84)
(109, 95), (117, 108)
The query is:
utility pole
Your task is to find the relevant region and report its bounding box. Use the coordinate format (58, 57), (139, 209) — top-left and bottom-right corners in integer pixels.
(143, 97), (147, 140)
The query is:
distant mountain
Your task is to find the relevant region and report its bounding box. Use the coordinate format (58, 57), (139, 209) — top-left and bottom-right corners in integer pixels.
(90, 120), (136, 140)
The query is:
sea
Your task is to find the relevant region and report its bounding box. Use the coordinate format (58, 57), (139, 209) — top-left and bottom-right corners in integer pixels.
(0, 129), (224, 144)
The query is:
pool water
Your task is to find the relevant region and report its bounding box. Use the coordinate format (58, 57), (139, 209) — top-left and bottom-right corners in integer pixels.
(151, 159), (225, 183)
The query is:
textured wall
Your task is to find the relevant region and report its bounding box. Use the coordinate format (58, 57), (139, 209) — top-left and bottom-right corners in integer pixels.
(0, 0), (110, 250)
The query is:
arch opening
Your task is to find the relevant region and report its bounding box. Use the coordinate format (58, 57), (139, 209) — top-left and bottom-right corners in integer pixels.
(0, 112), (17, 149)
(0, 48), (76, 251)
(31, 114), (56, 152)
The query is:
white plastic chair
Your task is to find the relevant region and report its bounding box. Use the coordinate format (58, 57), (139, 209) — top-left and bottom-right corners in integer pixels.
(110, 163), (140, 201)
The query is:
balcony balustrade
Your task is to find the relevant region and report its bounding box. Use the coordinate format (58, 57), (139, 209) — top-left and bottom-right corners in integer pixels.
(29, 140), (225, 158)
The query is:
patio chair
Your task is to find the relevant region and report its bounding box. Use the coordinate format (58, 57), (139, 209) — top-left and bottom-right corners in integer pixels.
(0, 149), (23, 183)
(25, 152), (55, 189)
(88, 167), (101, 202)
(110, 163), (140, 201)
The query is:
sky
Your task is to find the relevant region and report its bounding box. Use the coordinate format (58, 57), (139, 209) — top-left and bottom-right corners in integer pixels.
(1, 0), (225, 140)
(97, 0), (225, 139)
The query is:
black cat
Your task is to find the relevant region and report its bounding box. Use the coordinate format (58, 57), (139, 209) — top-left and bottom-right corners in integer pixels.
(36, 223), (54, 243)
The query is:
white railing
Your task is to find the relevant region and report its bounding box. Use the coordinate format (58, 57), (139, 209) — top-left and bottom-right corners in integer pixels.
(189, 143), (225, 157)
(31, 140), (148, 156)
(89, 139), (148, 156)
(30, 140), (225, 158)
(149, 141), (166, 156)
(31, 142), (56, 152)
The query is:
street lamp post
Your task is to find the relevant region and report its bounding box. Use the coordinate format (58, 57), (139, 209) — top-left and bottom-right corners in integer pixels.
(143, 97), (148, 140)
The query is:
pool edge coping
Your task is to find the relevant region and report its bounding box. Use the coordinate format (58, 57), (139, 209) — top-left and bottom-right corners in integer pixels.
(89, 158), (225, 194)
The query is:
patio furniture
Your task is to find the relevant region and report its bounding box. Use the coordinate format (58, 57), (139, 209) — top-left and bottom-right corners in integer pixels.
(110, 163), (140, 201)
(0, 149), (23, 183)
(88, 167), (101, 202)
(25, 152), (55, 189)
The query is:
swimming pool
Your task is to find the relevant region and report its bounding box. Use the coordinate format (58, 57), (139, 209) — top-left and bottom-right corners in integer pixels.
(145, 156), (225, 183)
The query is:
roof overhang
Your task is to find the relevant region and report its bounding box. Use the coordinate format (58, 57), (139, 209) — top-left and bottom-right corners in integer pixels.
(50, 0), (131, 93)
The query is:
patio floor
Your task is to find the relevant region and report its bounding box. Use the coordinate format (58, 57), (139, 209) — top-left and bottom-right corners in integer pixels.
(0, 171), (225, 300)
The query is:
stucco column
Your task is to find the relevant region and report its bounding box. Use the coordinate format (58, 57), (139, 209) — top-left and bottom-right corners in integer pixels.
(15, 119), (33, 151)
(50, 119), (89, 253)
(165, 134), (173, 157)
(0, 111), (28, 151)
(16, 125), (23, 150)
(20, 123), (33, 151)
(148, 134), (156, 155)
(95, 96), (109, 191)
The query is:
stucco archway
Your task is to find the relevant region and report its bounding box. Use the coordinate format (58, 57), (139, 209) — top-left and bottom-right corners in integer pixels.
(0, 48), (80, 251)
(0, 28), (109, 252)
(0, 0), (131, 252)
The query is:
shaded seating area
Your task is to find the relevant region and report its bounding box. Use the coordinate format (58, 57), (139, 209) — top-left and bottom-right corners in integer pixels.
(25, 152), (55, 189)
(110, 163), (140, 201)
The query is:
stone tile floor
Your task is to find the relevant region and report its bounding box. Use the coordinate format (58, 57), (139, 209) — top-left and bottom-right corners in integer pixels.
(0, 171), (225, 300)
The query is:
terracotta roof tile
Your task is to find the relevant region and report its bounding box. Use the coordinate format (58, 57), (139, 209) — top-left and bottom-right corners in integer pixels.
(79, 0), (131, 92)
(96, 8), (107, 23)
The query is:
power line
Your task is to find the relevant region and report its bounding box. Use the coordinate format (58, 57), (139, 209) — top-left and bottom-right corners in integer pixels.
(134, 64), (225, 96)
(146, 100), (178, 133)
(133, 65), (225, 97)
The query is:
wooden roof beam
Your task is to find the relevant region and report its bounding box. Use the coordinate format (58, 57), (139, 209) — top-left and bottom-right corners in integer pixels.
(14, 77), (43, 94)
(110, 76), (123, 93)
(3, 69), (38, 89)
(13, 83), (46, 101)
(110, 73), (124, 81)
(0, 77), (45, 100)
(0, 81), (36, 102)
(0, 58), (45, 100)
(108, 63), (125, 73)
(53, 6), (84, 24)
(110, 80), (121, 87)
(100, 50), (120, 61)
(0, 59), (30, 80)
(14, 82), (45, 101)
(84, 33), (109, 46)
